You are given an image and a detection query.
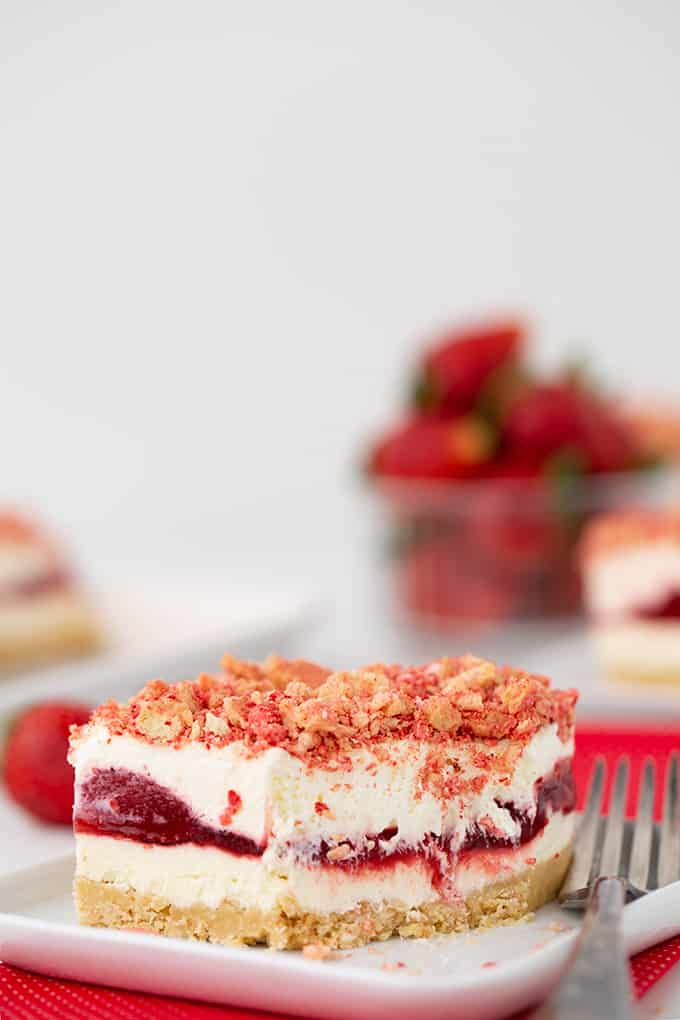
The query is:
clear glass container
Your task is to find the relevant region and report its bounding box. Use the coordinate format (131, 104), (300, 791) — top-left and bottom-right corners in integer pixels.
(373, 468), (678, 630)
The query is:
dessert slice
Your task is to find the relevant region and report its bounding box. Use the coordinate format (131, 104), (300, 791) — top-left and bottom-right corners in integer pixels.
(0, 512), (101, 670)
(582, 510), (680, 685)
(70, 654), (577, 950)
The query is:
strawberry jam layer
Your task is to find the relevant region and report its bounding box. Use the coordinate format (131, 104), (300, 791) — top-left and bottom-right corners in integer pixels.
(75, 760), (574, 869)
(634, 591), (680, 621)
(467, 756), (574, 848)
(75, 767), (264, 857)
(0, 567), (71, 604)
(307, 758), (574, 873)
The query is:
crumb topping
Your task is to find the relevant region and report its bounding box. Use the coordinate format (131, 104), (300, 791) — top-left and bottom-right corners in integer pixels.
(582, 510), (680, 562)
(71, 653), (577, 767)
(219, 789), (242, 826)
(0, 512), (42, 545)
(302, 942), (337, 961)
(0, 511), (67, 564)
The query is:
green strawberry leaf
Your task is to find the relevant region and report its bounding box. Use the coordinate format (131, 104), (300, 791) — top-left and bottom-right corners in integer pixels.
(411, 373), (439, 411)
(543, 446), (588, 536)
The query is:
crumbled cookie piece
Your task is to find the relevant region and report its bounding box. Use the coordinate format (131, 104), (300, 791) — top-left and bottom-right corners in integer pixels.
(71, 654), (577, 765)
(302, 942), (337, 961)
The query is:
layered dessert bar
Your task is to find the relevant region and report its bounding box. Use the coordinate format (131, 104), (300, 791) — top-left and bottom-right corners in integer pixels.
(0, 512), (100, 670)
(70, 654), (577, 949)
(582, 510), (680, 684)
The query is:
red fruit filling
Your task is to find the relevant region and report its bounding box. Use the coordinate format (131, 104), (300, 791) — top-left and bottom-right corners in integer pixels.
(634, 591), (680, 621)
(75, 760), (574, 877)
(76, 768), (264, 856)
(0, 566), (71, 604)
(304, 759), (573, 878)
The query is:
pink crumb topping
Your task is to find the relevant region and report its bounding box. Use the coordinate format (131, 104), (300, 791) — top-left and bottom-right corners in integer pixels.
(219, 789), (242, 826)
(581, 509), (680, 564)
(70, 652), (577, 768)
(302, 943), (337, 961)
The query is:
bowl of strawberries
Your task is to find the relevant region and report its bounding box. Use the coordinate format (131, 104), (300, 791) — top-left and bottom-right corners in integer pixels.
(367, 318), (674, 628)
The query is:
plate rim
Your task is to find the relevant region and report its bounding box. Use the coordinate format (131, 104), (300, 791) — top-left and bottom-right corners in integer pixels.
(3, 854), (680, 1019)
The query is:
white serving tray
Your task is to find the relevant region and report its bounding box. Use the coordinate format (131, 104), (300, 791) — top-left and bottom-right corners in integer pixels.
(2, 856), (680, 1020)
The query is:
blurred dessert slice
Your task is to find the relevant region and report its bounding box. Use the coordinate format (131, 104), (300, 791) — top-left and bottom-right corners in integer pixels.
(582, 510), (680, 684)
(0, 512), (101, 671)
(624, 404), (680, 465)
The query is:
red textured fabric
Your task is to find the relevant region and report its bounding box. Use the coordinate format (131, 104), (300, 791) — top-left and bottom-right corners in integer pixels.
(2, 723), (680, 1020)
(574, 721), (680, 819)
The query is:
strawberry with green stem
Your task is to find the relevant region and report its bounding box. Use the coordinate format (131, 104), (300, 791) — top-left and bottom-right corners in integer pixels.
(414, 320), (525, 415)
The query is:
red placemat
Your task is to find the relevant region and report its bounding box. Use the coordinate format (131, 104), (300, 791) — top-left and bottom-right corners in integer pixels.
(2, 723), (680, 1020)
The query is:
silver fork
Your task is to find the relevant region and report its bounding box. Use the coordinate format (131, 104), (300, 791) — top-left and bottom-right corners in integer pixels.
(531, 751), (680, 1020)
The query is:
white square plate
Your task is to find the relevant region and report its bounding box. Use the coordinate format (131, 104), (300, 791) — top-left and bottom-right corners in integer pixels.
(1, 856), (679, 1020)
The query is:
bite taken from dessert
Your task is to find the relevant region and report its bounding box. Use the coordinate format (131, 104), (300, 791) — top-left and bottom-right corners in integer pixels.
(69, 653), (577, 950)
(582, 510), (680, 686)
(0, 511), (101, 671)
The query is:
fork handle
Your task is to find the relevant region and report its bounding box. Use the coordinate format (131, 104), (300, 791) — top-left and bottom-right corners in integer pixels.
(530, 877), (634, 1020)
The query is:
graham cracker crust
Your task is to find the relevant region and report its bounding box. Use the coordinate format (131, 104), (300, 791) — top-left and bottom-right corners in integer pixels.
(0, 598), (101, 671)
(605, 665), (680, 687)
(75, 846), (571, 950)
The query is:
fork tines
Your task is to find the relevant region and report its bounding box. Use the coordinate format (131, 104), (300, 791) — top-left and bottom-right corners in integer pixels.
(560, 751), (680, 907)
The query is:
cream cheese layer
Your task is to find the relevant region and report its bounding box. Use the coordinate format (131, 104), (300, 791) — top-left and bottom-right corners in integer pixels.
(72, 722), (571, 857)
(75, 811), (574, 915)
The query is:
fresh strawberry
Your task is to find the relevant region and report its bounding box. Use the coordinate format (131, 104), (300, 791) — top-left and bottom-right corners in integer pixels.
(3, 701), (91, 824)
(415, 320), (524, 414)
(503, 382), (635, 473)
(448, 416), (497, 466)
(576, 395), (635, 473)
(476, 450), (546, 479)
(371, 417), (495, 479)
(503, 384), (584, 457)
(371, 420), (456, 478)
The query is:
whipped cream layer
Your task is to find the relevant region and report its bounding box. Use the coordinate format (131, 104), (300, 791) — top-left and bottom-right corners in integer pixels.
(584, 541), (680, 618)
(72, 722), (571, 858)
(75, 810), (574, 915)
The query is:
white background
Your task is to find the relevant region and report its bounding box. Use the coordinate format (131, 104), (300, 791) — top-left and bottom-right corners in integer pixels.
(2, 0), (680, 592)
(2, 6), (680, 1012)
